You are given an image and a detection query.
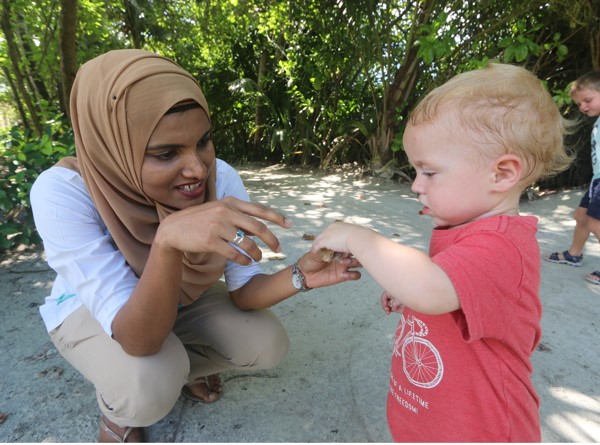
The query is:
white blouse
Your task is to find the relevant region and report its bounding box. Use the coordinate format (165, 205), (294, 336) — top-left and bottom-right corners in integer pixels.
(30, 159), (262, 336)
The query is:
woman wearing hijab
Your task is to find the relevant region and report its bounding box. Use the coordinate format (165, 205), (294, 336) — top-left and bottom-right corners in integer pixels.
(30, 49), (360, 442)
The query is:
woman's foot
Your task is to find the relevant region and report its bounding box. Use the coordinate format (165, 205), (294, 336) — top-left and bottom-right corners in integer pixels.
(181, 374), (223, 403)
(99, 415), (144, 443)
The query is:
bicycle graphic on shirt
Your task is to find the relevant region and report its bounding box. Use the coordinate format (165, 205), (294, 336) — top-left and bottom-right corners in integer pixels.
(393, 313), (443, 388)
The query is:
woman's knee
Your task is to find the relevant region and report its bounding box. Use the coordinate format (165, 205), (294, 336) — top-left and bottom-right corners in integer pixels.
(99, 334), (190, 427)
(227, 312), (290, 370)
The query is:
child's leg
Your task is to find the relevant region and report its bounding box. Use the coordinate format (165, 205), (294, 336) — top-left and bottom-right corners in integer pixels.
(579, 179), (600, 283)
(567, 207), (591, 256)
(545, 189), (593, 266)
(586, 216), (600, 242)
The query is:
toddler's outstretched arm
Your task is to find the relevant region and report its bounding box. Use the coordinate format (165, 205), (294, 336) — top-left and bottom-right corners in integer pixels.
(311, 221), (460, 315)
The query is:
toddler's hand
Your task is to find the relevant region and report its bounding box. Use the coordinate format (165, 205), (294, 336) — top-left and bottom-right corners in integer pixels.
(311, 221), (355, 257)
(381, 291), (393, 314)
(380, 291), (404, 315)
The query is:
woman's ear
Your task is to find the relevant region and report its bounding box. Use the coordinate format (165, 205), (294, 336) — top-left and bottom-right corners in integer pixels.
(492, 154), (523, 192)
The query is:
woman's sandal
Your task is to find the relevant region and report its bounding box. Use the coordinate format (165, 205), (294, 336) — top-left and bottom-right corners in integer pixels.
(585, 271), (600, 285)
(545, 250), (583, 267)
(181, 374), (223, 403)
(99, 415), (145, 443)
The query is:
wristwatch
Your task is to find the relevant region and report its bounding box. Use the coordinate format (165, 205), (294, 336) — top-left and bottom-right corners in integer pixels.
(291, 262), (311, 292)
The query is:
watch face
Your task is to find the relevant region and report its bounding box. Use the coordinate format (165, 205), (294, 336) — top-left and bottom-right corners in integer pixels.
(292, 271), (303, 289)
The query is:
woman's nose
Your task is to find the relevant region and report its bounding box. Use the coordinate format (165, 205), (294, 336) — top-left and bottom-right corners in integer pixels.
(182, 150), (206, 177)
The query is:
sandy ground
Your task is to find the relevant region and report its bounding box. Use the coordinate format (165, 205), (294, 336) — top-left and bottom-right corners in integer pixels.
(1, 163), (599, 442)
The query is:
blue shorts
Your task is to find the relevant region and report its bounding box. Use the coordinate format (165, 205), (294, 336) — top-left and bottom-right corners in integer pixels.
(579, 178), (600, 220)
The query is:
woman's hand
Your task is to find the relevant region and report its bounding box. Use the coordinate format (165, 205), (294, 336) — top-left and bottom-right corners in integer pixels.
(298, 250), (362, 289)
(156, 197), (291, 264)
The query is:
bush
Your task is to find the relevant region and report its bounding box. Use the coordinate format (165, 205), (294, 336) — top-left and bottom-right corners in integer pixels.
(0, 118), (74, 252)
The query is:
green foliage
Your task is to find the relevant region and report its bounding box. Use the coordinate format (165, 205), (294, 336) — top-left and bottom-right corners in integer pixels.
(0, 118), (74, 251)
(553, 82), (573, 108)
(0, 0), (596, 250)
(416, 12), (456, 65)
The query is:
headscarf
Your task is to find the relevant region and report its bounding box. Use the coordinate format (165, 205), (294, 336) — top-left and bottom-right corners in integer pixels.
(57, 49), (225, 305)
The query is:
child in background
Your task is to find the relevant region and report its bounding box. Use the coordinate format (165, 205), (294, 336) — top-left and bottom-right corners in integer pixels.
(545, 71), (600, 284)
(312, 63), (572, 442)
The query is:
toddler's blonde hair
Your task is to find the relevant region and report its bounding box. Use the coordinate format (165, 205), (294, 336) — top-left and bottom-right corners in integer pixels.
(408, 63), (573, 185)
(569, 71), (600, 96)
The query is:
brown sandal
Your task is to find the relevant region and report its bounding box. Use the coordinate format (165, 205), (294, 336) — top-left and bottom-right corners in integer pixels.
(99, 415), (145, 443)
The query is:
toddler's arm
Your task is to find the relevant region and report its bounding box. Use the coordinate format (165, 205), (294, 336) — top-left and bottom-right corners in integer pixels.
(312, 221), (460, 315)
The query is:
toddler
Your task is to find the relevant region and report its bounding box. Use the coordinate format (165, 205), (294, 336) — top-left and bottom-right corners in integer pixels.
(545, 71), (600, 284)
(312, 63), (572, 442)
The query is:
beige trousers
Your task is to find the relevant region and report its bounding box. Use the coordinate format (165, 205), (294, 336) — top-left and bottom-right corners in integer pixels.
(49, 281), (289, 427)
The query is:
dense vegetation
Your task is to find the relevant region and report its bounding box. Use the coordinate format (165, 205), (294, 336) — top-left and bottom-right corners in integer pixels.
(1, 0), (599, 251)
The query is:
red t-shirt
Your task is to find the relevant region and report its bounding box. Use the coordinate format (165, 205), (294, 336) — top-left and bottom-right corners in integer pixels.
(387, 215), (542, 442)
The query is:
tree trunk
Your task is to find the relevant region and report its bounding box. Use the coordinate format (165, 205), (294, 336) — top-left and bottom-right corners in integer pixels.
(1, 65), (29, 132)
(0, 0), (42, 135)
(590, 23), (600, 71)
(122, 0), (144, 48)
(59, 0), (78, 118)
(370, 0), (437, 168)
(15, 13), (51, 105)
(254, 50), (268, 145)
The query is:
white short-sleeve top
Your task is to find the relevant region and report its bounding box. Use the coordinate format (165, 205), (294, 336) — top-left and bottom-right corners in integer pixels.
(30, 159), (262, 336)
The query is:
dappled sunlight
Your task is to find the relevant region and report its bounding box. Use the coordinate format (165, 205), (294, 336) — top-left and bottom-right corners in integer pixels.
(546, 408), (600, 442)
(549, 387), (600, 412)
(343, 216), (373, 225)
(237, 166), (432, 272)
(239, 166), (600, 442)
(32, 280), (52, 289)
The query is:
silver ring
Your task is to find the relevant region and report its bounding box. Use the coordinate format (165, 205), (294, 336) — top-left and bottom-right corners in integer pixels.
(233, 229), (245, 245)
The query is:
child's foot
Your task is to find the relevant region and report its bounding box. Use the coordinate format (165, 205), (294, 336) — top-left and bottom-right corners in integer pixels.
(545, 250), (583, 267)
(585, 271), (600, 285)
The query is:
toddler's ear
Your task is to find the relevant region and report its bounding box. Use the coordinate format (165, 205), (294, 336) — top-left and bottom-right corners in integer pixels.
(492, 154), (523, 192)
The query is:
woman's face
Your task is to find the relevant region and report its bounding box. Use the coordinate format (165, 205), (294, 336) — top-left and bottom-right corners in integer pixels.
(141, 106), (215, 209)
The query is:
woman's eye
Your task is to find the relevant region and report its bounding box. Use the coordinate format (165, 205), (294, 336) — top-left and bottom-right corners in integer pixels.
(197, 132), (212, 150)
(154, 151), (176, 161)
(422, 171), (435, 177)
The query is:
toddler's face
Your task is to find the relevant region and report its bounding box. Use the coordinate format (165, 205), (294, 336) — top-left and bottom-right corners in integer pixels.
(571, 88), (600, 117)
(403, 118), (500, 228)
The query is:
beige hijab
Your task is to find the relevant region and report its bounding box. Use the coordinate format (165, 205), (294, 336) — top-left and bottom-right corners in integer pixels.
(57, 49), (225, 305)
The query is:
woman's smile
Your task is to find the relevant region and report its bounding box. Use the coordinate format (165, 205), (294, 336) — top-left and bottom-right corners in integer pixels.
(176, 180), (205, 198)
(142, 106), (215, 209)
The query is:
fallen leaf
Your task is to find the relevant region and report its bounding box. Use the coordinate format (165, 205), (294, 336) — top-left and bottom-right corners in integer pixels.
(262, 252), (287, 261)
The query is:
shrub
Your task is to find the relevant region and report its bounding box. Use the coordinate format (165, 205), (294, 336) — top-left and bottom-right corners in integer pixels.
(0, 118), (74, 252)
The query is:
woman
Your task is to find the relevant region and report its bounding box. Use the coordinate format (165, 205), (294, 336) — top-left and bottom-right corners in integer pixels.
(30, 49), (360, 442)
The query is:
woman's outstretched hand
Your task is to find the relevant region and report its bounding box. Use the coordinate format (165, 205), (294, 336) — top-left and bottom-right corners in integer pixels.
(156, 197), (291, 264)
(299, 250), (362, 289)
